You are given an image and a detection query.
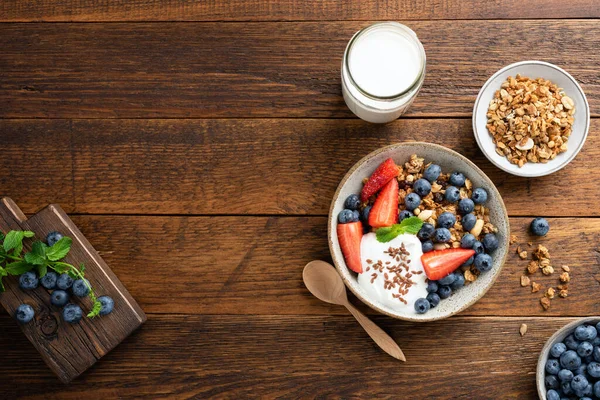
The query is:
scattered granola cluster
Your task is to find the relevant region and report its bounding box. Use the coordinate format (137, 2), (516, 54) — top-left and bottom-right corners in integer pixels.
(486, 74), (574, 167)
(517, 241), (571, 310)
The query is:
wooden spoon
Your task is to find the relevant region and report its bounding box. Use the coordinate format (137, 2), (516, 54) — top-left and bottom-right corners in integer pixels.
(303, 260), (406, 361)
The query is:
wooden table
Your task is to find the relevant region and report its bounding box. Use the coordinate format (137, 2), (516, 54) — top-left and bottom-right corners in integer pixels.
(1, 1), (599, 398)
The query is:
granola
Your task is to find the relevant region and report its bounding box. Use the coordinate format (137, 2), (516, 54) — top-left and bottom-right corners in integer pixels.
(486, 74), (574, 167)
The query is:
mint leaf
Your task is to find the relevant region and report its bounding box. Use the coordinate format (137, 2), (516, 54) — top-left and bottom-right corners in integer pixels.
(48, 261), (72, 274)
(5, 261), (33, 275)
(23, 231), (35, 238)
(37, 264), (48, 278)
(46, 237), (72, 261)
(399, 216), (424, 235)
(0, 278), (4, 292)
(24, 241), (47, 266)
(375, 217), (424, 243)
(3, 231), (24, 252)
(0, 232), (5, 242)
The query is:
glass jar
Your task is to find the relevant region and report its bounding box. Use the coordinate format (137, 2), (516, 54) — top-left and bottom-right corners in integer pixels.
(341, 22), (426, 123)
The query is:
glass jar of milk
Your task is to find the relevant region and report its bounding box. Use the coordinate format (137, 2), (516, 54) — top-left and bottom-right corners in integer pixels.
(341, 22), (426, 123)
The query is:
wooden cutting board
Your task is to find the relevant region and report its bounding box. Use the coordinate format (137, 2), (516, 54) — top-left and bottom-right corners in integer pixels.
(0, 198), (146, 383)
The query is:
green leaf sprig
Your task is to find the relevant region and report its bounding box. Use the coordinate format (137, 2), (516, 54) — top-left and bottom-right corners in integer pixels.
(375, 216), (424, 243)
(0, 231), (102, 318)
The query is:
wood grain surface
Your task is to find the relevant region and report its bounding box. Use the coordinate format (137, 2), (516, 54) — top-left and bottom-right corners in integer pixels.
(2, 0), (598, 21)
(1, 21), (599, 119)
(0, 314), (584, 398)
(0, 118), (597, 216)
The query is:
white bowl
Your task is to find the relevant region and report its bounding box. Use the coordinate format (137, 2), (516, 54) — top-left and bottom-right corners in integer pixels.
(328, 142), (509, 322)
(473, 61), (590, 178)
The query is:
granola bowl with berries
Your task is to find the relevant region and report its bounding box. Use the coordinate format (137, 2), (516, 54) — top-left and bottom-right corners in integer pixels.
(473, 60), (590, 178)
(328, 142), (509, 322)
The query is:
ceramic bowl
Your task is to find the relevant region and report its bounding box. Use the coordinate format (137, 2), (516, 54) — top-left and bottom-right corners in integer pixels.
(473, 60), (590, 178)
(328, 142), (509, 322)
(537, 317), (600, 399)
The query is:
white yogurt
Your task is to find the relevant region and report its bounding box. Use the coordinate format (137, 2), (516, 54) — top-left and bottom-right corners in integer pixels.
(341, 22), (426, 123)
(357, 232), (427, 313)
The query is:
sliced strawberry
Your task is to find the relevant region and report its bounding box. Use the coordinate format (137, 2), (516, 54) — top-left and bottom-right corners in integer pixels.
(337, 221), (363, 273)
(360, 158), (400, 202)
(368, 178), (399, 228)
(421, 249), (476, 281)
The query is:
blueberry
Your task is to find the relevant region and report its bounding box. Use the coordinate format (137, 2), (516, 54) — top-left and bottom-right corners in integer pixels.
(474, 253), (493, 272)
(413, 179), (431, 197)
(426, 292), (440, 308)
(361, 206), (372, 222)
(437, 212), (456, 229)
(546, 359), (561, 375)
(558, 368), (574, 382)
(575, 363), (588, 377)
(62, 304), (83, 324)
(423, 164), (441, 182)
(561, 380), (573, 395)
(545, 374), (559, 390)
(576, 325), (597, 341)
(338, 209), (355, 224)
(399, 210), (414, 222)
(450, 272), (465, 290)
(344, 194), (361, 210)
(584, 354), (594, 364)
(405, 193), (421, 211)
(552, 343), (568, 358)
(433, 228), (451, 243)
(437, 285), (452, 299)
(414, 298), (430, 314)
(462, 256), (474, 267)
(565, 334), (581, 350)
(582, 383), (593, 397)
(461, 213), (477, 231)
(592, 336), (600, 346)
(15, 304), (34, 324)
(482, 233), (499, 253)
(426, 281), (438, 293)
(594, 381), (600, 397)
(438, 273), (456, 286)
(593, 346), (600, 362)
(444, 186), (460, 203)
(449, 172), (466, 187)
(560, 350), (582, 370)
(418, 223), (435, 241)
(40, 271), (58, 290)
(72, 279), (90, 297)
(596, 321), (600, 337)
(98, 295), (114, 316)
(578, 341), (594, 357)
(530, 217), (550, 236)
(472, 241), (485, 254)
(458, 198), (475, 215)
(19, 271), (39, 290)
(352, 210), (360, 222)
(471, 188), (488, 204)
(460, 233), (476, 249)
(546, 389), (560, 400)
(588, 361), (600, 378)
(571, 374), (589, 391)
(545, 374), (560, 390)
(50, 290), (69, 307)
(422, 240), (434, 253)
(547, 389), (560, 400)
(46, 231), (63, 247)
(56, 273), (74, 290)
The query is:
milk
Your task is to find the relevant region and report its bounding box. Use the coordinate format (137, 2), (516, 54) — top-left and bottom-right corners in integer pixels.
(341, 22), (426, 123)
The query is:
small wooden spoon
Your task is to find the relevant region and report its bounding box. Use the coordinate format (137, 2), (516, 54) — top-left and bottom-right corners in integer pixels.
(303, 260), (406, 361)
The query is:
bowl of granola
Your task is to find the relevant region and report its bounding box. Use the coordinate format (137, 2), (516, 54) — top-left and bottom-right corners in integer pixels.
(328, 142), (509, 321)
(473, 61), (589, 177)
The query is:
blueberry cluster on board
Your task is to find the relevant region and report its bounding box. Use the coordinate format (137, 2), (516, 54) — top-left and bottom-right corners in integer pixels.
(545, 323), (600, 399)
(5, 231), (114, 325)
(413, 165), (497, 314)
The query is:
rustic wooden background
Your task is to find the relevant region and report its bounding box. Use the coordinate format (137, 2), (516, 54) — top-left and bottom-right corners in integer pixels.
(1, 1), (599, 398)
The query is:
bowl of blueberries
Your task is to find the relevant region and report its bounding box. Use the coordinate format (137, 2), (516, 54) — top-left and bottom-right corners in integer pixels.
(538, 317), (600, 400)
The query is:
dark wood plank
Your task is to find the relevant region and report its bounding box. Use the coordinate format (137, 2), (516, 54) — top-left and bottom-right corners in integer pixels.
(0, 314), (580, 397)
(18, 215), (593, 317)
(0, 199), (146, 382)
(1, 0), (598, 21)
(1, 21), (599, 118)
(0, 119), (597, 216)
